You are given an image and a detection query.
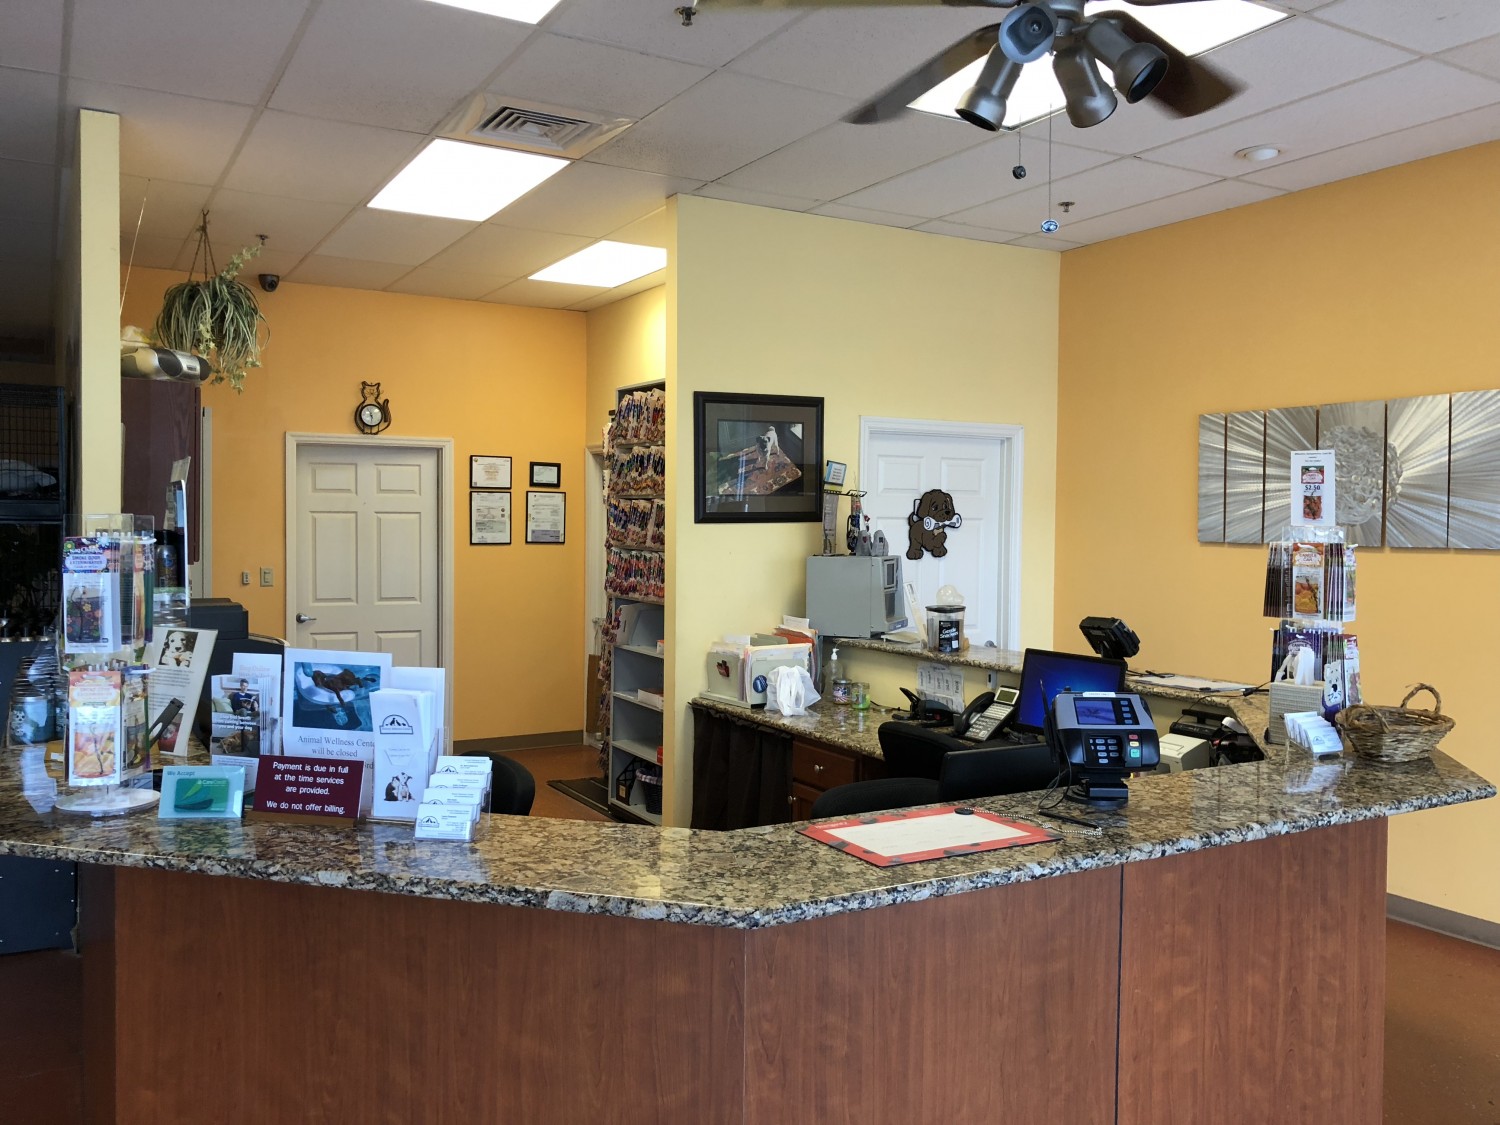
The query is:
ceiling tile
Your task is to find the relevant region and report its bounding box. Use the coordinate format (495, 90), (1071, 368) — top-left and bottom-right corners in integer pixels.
(118, 178), (213, 242)
(317, 210), (475, 265)
(606, 207), (671, 247)
(170, 242), (306, 282)
(548, 0), (802, 68)
(196, 189), (354, 256)
(946, 158), (1219, 230)
(1142, 60), (1500, 178)
(482, 278), (597, 307)
(726, 6), (1004, 100)
(2, 158), (57, 220)
(587, 71), (853, 181)
(1032, 17), (1415, 158)
(836, 136), (1112, 220)
(424, 224), (592, 277)
(716, 113), (986, 202)
(70, 0), (308, 105)
(689, 183), (820, 211)
(221, 111), (424, 204)
(487, 33), (711, 119)
(566, 271), (665, 311)
(1006, 233), (1079, 251)
(386, 268), (519, 300)
(1311, 0), (1500, 55)
(1, 1), (65, 74)
(1241, 99), (1500, 191)
(810, 203), (928, 228)
(0, 68), (60, 165)
(67, 80), (254, 184)
(121, 234), (187, 272)
(1439, 32), (1500, 82)
(286, 255), (411, 290)
(270, 0), (532, 132)
(912, 219), (1029, 243)
(1048, 179), (1284, 246)
(490, 162), (700, 237)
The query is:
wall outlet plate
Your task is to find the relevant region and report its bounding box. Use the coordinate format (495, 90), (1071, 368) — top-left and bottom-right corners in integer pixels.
(240, 571), (251, 586)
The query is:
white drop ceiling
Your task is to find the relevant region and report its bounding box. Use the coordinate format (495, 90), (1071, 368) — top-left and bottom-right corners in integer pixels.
(3, 0), (1500, 341)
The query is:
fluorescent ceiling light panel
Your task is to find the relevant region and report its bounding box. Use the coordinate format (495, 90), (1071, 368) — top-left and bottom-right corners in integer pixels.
(368, 138), (567, 221)
(422, 0), (563, 25)
(910, 0), (1286, 128)
(530, 241), (668, 288)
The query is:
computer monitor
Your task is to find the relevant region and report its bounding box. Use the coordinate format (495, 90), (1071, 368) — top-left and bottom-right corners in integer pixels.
(1012, 648), (1128, 735)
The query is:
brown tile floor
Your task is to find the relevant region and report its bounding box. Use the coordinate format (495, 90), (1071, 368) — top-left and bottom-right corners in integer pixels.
(503, 742), (610, 822)
(5, 888), (1495, 1123)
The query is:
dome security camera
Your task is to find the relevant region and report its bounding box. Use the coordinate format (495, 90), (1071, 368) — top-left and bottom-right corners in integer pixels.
(258, 273), (280, 293)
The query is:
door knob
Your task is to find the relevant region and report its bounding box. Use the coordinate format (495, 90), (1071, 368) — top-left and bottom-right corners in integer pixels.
(296, 613), (317, 623)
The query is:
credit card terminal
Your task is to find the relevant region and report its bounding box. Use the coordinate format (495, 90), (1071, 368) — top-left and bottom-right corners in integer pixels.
(959, 686), (1019, 742)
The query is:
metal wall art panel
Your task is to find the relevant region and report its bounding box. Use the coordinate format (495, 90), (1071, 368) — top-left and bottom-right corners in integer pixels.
(1198, 413), (1226, 543)
(1384, 395), (1450, 549)
(1317, 399), (1388, 547)
(1224, 410), (1265, 544)
(1448, 389), (1500, 549)
(1262, 406), (1318, 540)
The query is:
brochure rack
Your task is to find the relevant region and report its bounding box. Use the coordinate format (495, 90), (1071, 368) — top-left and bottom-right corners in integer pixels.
(600, 381), (666, 826)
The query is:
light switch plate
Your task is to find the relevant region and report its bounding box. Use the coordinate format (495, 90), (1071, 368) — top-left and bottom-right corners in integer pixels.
(240, 571), (251, 586)
(259, 567), (274, 587)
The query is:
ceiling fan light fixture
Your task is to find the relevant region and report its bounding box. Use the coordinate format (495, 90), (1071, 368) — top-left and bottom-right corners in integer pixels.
(1083, 17), (1168, 104)
(955, 47), (1024, 132)
(1053, 42), (1117, 129)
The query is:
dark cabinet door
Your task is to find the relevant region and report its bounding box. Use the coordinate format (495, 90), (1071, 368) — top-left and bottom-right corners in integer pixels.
(121, 379), (201, 562)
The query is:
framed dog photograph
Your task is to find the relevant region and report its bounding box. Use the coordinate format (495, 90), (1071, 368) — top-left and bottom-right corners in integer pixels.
(693, 392), (824, 523)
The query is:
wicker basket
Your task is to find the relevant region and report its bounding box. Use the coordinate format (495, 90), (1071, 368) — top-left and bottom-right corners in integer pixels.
(1335, 684), (1454, 762)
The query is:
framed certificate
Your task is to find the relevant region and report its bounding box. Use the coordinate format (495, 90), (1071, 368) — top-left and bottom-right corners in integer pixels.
(529, 461), (561, 488)
(525, 491), (566, 545)
(470, 455), (511, 490)
(470, 491), (512, 545)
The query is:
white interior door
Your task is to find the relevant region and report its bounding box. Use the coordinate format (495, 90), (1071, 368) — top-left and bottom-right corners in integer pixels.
(291, 442), (440, 664)
(860, 418), (1023, 648)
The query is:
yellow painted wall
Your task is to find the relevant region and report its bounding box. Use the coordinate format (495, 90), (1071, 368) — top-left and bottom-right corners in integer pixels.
(667, 195), (1061, 824)
(120, 267), (588, 741)
(1057, 140), (1500, 924)
(585, 285), (665, 439)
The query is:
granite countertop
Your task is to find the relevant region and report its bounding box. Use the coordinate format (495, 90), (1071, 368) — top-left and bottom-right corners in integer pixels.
(0, 736), (1490, 930)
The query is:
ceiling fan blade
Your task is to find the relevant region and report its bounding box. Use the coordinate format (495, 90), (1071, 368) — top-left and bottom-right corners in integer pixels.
(845, 24), (1001, 124)
(699, 0), (1020, 8)
(1102, 11), (1244, 117)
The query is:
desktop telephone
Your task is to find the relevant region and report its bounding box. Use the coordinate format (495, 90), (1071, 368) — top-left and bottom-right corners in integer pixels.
(956, 687), (1019, 742)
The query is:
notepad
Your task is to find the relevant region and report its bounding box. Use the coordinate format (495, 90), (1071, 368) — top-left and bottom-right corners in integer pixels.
(800, 806), (1058, 867)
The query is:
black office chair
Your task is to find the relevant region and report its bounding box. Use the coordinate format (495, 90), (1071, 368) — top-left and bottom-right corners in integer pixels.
(809, 777), (941, 819)
(461, 752), (536, 816)
(937, 742), (1060, 801)
(877, 722), (958, 781)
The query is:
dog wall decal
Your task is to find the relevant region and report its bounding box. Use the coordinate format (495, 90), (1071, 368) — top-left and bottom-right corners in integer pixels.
(907, 489), (963, 560)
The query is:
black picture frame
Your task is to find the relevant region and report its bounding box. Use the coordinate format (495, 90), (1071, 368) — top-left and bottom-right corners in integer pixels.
(525, 490), (566, 545)
(529, 461), (561, 488)
(693, 392), (824, 523)
(469, 491), (512, 546)
(470, 455), (511, 490)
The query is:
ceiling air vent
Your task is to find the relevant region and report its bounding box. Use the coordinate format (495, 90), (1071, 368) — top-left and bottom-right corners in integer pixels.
(440, 96), (634, 160)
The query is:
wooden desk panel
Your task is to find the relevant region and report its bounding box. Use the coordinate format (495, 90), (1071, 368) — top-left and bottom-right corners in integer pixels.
(1117, 820), (1387, 1125)
(742, 867), (1122, 1125)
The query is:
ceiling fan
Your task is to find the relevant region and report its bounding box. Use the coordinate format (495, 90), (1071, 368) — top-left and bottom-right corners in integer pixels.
(689, 0), (1247, 132)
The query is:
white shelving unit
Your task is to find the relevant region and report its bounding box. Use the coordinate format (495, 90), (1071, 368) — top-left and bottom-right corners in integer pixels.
(602, 381), (666, 826)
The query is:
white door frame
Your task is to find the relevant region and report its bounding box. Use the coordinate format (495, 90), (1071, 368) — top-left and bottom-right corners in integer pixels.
(859, 416), (1024, 650)
(284, 432), (456, 688)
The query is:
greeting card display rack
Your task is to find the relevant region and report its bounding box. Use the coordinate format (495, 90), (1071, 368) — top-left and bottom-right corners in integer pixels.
(54, 513), (162, 816)
(599, 381), (666, 826)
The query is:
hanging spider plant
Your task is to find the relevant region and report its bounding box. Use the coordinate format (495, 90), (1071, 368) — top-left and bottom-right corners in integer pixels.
(152, 214), (269, 392)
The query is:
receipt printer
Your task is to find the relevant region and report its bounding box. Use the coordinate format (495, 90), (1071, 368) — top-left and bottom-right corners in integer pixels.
(1157, 733), (1212, 773)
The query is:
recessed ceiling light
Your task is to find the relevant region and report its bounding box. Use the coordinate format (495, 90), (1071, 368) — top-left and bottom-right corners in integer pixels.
(422, 0), (562, 25)
(530, 241), (668, 288)
(910, 0), (1286, 129)
(368, 139), (567, 222)
(1236, 145), (1281, 162)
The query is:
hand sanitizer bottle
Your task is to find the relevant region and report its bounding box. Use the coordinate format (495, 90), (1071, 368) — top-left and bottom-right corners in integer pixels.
(826, 643), (851, 705)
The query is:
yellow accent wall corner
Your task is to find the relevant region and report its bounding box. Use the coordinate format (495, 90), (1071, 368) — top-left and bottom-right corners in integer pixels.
(1057, 139), (1500, 925)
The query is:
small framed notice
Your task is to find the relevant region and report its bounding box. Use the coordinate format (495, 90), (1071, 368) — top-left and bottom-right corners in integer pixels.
(526, 490), (566, 545)
(529, 461), (561, 488)
(248, 756), (364, 827)
(470, 455), (511, 490)
(470, 491), (512, 546)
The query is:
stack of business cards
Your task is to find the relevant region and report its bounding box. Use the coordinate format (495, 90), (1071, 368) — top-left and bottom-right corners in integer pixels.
(414, 756), (492, 840)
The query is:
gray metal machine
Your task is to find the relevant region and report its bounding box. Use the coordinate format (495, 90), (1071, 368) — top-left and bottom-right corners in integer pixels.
(805, 555), (907, 638)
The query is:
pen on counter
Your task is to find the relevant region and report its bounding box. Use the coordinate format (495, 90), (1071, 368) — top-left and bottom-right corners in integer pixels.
(1036, 809), (1102, 830)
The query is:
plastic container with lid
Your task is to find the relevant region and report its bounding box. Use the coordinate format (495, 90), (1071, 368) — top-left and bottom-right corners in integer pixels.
(926, 605), (965, 654)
